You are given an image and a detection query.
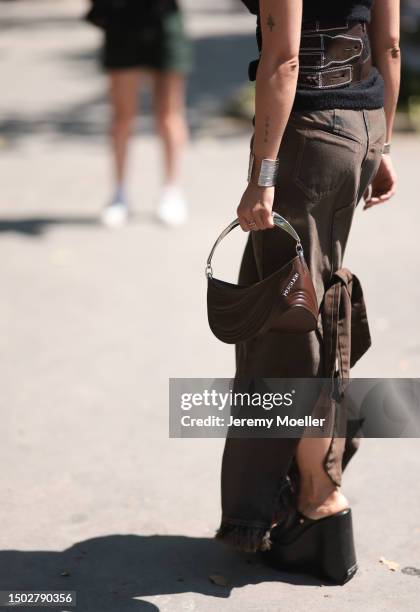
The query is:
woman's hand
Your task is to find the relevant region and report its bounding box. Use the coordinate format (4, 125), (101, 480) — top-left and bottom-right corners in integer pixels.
(237, 184), (275, 231)
(364, 155), (397, 210)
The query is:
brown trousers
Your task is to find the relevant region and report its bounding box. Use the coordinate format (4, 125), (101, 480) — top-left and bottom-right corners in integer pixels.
(217, 108), (386, 552)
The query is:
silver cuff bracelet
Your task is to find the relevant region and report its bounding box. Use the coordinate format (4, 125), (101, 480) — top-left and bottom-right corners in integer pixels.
(247, 153), (280, 187)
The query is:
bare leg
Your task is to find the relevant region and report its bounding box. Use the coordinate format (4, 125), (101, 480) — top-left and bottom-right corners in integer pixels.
(101, 69), (142, 226)
(153, 71), (189, 186)
(295, 437), (349, 519)
(109, 69), (141, 189)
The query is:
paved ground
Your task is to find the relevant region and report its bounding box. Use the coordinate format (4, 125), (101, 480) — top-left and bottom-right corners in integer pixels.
(0, 1), (419, 611)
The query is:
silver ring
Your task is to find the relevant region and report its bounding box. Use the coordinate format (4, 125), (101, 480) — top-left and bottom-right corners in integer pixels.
(247, 220), (256, 227)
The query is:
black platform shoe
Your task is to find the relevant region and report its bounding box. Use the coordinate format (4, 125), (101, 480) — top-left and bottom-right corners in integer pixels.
(264, 508), (358, 585)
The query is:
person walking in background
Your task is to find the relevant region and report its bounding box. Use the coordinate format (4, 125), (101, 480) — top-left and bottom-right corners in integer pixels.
(86, 0), (193, 228)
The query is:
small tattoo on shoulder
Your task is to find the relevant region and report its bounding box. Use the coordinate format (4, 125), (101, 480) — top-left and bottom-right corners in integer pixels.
(267, 14), (275, 32)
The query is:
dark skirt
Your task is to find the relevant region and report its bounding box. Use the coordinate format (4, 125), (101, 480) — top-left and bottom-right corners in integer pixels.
(216, 107), (386, 553)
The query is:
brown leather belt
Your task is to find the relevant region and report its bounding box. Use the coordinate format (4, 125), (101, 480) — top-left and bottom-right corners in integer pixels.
(298, 22), (372, 89)
(248, 22), (372, 89)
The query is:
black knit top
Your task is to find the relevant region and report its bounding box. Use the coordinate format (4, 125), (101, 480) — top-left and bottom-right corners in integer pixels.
(242, 0), (384, 110)
(302, 0), (374, 23)
(242, 0), (374, 21)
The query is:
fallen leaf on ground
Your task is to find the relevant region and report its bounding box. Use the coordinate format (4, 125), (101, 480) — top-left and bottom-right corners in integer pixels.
(209, 574), (229, 586)
(379, 557), (399, 572)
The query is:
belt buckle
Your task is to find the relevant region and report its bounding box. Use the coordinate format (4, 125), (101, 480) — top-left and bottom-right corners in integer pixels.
(298, 65), (353, 89)
(299, 33), (363, 70)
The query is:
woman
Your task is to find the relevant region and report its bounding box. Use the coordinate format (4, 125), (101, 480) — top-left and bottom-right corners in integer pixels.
(86, 0), (193, 227)
(216, 0), (400, 584)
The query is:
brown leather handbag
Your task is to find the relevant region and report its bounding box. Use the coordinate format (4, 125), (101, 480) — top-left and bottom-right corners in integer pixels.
(206, 213), (319, 344)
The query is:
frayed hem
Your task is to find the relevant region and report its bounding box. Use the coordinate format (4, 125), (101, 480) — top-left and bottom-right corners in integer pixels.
(215, 522), (272, 553)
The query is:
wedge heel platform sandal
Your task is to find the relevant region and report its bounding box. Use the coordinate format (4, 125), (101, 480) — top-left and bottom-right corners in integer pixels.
(264, 508), (358, 585)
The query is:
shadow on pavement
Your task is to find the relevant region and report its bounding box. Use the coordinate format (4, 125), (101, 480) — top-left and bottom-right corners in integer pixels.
(0, 212), (158, 237)
(188, 33), (256, 119)
(0, 534), (322, 611)
(0, 216), (100, 237)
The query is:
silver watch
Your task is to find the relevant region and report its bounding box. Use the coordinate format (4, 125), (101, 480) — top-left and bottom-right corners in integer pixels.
(382, 142), (391, 155)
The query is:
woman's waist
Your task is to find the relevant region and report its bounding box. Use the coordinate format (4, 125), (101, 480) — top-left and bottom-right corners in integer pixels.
(251, 21), (372, 90)
(298, 21), (372, 89)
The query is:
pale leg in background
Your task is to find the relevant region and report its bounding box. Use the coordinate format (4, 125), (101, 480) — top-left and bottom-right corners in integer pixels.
(154, 71), (189, 227)
(102, 68), (141, 228)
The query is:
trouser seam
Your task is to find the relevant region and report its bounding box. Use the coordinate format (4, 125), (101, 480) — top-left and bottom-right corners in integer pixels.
(362, 109), (370, 162)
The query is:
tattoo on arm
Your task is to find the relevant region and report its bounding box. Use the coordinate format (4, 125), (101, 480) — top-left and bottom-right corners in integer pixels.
(267, 13), (275, 32)
(264, 115), (270, 143)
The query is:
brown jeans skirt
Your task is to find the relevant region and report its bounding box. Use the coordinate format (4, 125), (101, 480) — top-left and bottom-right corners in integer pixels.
(217, 107), (386, 552)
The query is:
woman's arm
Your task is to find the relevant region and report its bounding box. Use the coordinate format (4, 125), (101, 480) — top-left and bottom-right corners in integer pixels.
(365, 0), (401, 209)
(369, 0), (401, 143)
(237, 0), (302, 231)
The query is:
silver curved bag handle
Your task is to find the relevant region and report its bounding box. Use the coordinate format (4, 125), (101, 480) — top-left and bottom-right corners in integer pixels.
(206, 212), (303, 278)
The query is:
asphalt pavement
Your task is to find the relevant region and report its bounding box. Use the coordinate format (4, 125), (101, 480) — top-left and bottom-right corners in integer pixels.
(0, 1), (419, 611)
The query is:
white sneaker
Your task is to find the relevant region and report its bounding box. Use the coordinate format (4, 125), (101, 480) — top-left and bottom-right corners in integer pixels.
(156, 186), (188, 227)
(100, 202), (128, 228)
